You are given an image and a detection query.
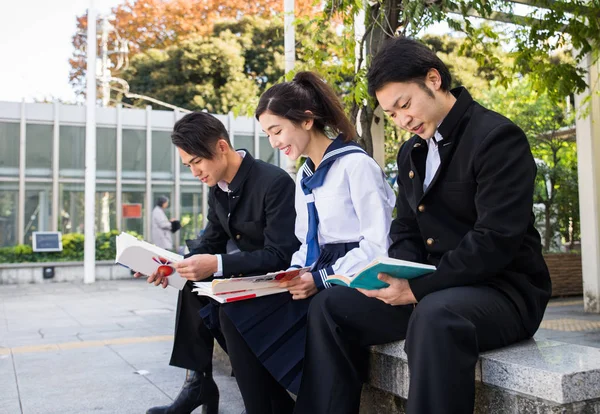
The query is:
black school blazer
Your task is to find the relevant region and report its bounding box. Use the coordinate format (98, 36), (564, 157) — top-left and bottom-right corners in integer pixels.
(186, 151), (300, 278)
(390, 87), (551, 335)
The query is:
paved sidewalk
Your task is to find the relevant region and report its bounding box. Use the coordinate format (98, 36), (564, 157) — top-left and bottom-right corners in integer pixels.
(1, 280), (600, 414)
(535, 297), (600, 348)
(0, 279), (243, 414)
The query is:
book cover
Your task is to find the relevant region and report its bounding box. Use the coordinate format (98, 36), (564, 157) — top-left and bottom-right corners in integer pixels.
(192, 267), (310, 302)
(327, 257), (436, 290)
(115, 232), (187, 290)
(192, 283), (290, 303)
(210, 267), (310, 294)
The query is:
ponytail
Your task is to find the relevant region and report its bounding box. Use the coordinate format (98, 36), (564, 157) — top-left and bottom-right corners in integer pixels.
(255, 71), (356, 142)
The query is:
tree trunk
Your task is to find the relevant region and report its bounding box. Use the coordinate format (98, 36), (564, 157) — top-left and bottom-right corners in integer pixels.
(351, 0), (403, 155)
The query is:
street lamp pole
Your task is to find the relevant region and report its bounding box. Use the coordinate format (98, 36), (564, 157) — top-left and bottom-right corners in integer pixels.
(84, 0), (97, 284)
(283, 0), (297, 178)
(100, 17), (111, 107)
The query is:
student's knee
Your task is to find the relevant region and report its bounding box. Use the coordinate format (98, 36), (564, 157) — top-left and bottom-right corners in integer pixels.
(307, 288), (341, 325)
(406, 291), (474, 343)
(218, 307), (233, 333)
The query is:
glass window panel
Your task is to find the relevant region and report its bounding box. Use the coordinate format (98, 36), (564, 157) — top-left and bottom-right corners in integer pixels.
(122, 185), (145, 237)
(151, 185), (174, 218)
(234, 134), (254, 156)
(122, 129), (146, 179)
(59, 184), (117, 234)
(152, 131), (174, 179)
(151, 185), (176, 249)
(96, 186), (116, 233)
(0, 183), (18, 247)
(97, 127), (117, 178)
(59, 126), (85, 178)
(259, 135), (278, 165)
(25, 124), (53, 177)
(180, 185), (205, 247)
(0, 122), (20, 177)
(59, 183), (85, 234)
(24, 183), (52, 245)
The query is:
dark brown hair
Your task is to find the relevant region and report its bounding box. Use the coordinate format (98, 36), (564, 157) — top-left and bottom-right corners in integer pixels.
(367, 37), (452, 97)
(255, 71), (356, 142)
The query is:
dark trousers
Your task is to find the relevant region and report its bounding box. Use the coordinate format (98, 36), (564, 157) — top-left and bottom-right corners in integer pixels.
(293, 286), (529, 414)
(220, 307), (296, 414)
(169, 282), (226, 373)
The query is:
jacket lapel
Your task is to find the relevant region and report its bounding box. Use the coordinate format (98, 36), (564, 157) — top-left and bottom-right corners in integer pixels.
(225, 151), (256, 217)
(419, 87), (474, 200)
(422, 139), (455, 198)
(409, 140), (427, 208)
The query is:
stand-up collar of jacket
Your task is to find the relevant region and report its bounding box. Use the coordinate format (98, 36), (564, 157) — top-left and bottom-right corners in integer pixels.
(436, 87), (473, 141)
(216, 149), (254, 193)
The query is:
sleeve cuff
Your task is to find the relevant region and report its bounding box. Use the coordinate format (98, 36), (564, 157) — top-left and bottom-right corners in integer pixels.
(213, 254), (223, 277)
(407, 271), (436, 301)
(287, 264), (302, 271)
(311, 266), (335, 291)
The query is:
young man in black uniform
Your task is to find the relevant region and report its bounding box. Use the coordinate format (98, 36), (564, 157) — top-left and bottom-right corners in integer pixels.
(294, 37), (551, 414)
(138, 112), (299, 414)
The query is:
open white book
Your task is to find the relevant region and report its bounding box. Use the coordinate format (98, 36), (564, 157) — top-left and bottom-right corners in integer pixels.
(115, 232), (187, 290)
(192, 267), (310, 303)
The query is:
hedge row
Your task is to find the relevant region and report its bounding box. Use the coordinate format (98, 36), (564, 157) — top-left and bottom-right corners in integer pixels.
(0, 230), (140, 264)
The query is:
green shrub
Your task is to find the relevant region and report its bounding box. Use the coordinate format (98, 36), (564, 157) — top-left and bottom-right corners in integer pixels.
(0, 231), (141, 264)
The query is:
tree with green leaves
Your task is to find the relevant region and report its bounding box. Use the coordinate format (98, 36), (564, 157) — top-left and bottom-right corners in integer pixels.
(302, 0), (599, 156)
(214, 16), (351, 94)
(120, 32), (260, 114)
(480, 77), (578, 252)
(69, 0), (318, 96)
(119, 15), (348, 114)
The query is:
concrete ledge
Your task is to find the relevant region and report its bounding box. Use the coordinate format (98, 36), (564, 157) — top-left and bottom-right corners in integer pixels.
(364, 339), (600, 413)
(0, 261), (131, 284)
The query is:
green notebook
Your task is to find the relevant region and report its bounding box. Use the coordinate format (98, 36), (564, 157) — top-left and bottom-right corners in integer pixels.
(327, 257), (436, 290)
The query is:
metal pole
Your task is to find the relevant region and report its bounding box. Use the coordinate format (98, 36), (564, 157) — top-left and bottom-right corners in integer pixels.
(100, 17), (111, 107)
(145, 105), (152, 240)
(52, 101), (60, 231)
(84, 1), (97, 284)
(354, 2), (366, 139)
(18, 100), (26, 245)
(116, 104), (123, 230)
(283, 0), (297, 179)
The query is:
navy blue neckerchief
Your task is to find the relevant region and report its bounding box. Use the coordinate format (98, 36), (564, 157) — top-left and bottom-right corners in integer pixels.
(300, 135), (367, 270)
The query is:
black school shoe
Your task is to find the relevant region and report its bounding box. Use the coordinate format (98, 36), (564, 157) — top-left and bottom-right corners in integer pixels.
(146, 370), (218, 414)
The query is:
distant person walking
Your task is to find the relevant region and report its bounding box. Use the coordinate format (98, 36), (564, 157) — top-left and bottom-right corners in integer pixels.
(151, 196), (176, 250)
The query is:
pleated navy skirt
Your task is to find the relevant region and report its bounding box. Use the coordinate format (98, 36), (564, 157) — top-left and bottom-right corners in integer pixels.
(221, 241), (359, 394)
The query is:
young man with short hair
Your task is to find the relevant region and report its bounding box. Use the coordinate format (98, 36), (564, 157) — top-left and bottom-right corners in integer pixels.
(293, 37), (551, 414)
(139, 112), (299, 414)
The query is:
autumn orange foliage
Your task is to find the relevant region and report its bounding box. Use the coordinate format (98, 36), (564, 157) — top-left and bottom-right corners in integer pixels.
(69, 0), (320, 94)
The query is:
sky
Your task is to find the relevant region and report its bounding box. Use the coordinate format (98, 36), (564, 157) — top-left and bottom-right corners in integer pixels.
(0, 0), (123, 103)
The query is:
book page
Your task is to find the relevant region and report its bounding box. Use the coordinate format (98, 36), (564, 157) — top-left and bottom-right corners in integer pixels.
(192, 283), (289, 303)
(116, 233), (186, 290)
(210, 267), (310, 294)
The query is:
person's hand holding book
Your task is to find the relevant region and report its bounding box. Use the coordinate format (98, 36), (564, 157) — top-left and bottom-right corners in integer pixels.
(133, 270), (169, 289)
(357, 273), (417, 306)
(280, 273), (317, 300)
(175, 254), (218, 281)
